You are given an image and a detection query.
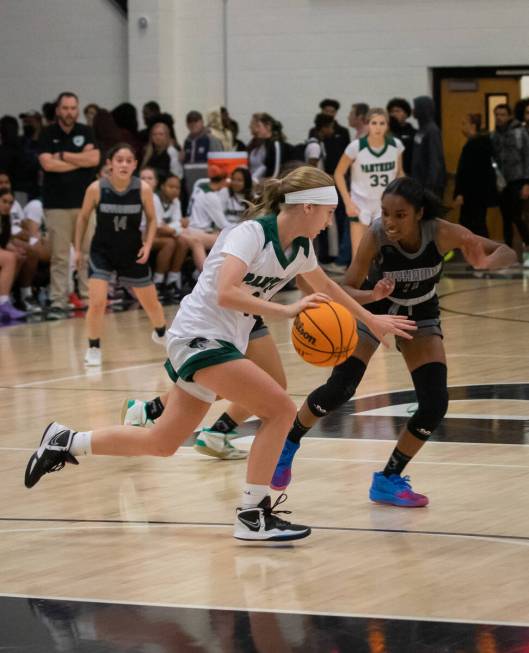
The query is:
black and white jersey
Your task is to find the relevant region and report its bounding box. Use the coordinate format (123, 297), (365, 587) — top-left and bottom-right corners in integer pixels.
(91, 177), (143, 258)
(371, 218), (443, 307)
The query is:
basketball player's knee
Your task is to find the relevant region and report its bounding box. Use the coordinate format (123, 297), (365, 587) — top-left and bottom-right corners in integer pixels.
(407, 362), (448, 441)
(262, 392), (296, 427)
(307, 356), (367, 417)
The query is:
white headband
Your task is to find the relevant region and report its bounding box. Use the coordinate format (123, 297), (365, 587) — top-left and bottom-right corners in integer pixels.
(284, 185), (338, 205)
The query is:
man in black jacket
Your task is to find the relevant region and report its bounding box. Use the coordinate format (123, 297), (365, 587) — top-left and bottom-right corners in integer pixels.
(453, 113), (497, 237)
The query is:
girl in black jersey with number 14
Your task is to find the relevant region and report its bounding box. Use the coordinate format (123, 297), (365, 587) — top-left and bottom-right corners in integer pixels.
(75, 144), (167, 366)
(272, 177), (516, 506)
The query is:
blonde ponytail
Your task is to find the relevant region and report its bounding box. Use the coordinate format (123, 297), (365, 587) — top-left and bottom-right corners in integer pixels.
(245, 166), (334, 218)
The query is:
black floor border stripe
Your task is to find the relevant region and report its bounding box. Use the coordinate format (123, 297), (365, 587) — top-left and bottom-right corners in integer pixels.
(1, 516), (527, 542)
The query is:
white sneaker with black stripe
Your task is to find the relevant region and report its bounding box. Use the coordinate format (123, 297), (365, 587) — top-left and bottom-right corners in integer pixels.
(24, 422), (79, 488)
(234, 494), (311, 542)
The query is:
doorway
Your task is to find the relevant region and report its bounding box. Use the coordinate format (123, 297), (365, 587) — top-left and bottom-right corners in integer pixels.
(433, 66), (528, 240)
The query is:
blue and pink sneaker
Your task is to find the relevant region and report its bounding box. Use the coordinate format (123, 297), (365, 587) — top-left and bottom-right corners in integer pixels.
(270, 439), (300, 491)
(369, 472), (429, 507)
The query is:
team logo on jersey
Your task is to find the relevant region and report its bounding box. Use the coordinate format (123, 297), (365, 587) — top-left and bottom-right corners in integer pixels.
(243, 273), (282, 293)
(189, 337), (209, 349)
(73, 135), (85, 147)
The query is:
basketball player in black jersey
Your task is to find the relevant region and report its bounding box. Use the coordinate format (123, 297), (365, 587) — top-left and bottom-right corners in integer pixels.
(272, 177), (516, 506)
(74, 144), (167, 366)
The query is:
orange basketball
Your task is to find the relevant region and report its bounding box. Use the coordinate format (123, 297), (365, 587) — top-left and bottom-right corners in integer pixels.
(291, 301), (358, 367)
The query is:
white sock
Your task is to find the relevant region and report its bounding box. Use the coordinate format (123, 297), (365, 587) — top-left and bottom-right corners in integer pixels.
(70, 431), (93, 456)
(153, 273), (164, 284)
(241, 483), (268, 508)
(20, 287), (32, 299)
(0, 295), (8, 305)
(166, 271), (181, 286)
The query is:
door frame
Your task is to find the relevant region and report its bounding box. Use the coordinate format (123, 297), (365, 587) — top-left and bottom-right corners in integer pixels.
(432, 65), (529, 127)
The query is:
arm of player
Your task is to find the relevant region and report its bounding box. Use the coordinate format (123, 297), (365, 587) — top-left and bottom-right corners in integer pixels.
(74, 183), (99, 267)
(217, 255), (330, 319)
(139, 182), (157, 263)
(435, 219), (517, 270)
(38, 152), (78, 173)
(62, 144), (100, 168)
(334, 152), (359, 218)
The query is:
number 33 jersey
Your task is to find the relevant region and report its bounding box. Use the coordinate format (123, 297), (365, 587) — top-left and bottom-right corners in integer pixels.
(345, 136), (404, 201)
(91, 176), (143, 261)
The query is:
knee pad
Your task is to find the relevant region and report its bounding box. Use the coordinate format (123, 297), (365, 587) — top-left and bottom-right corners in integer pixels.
(407, 362), (448, 440)
(307, 356), (367, 417)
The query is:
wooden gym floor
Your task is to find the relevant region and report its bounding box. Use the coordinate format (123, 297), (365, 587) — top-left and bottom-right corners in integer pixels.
(1, 270), (529, 651)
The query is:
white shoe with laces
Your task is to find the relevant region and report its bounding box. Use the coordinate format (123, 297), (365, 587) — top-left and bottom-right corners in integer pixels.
(234, 494), (311, 542)
(84, 347), (102, 366)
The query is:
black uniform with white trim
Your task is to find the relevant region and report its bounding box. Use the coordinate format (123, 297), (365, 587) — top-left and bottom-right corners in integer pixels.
(359, 217), (444, 345)
(89, 177), (152, 287)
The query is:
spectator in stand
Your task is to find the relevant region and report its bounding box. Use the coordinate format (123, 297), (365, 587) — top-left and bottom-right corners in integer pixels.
(348, 103), (370, 138)
(453, 113), (497, 237)
(182, 165), (231, 272)
(93, 109), (123, 158)
(0, 171), (25, 229)
(387, 97), (416, 175)
(139, 101), (161, 144)
(182, 110), (223, 198)
(0, 115), (29, 205)
(250, 113), (288, 182)
(207, 107), (234, 151)
(152, 172), (189, 299)
(142, 122), (183, 179)
(19, 110), (43, 200)
(309, 99), (350, 174)
(218, 166), (254, 224)
(111, 103), (142, 159)
(305, 113), (335, 169)
(229, 120), (246, 152)
(0, 189), (27, 320)
(309, 99), (352, 270)
(41, 102), (56, 127)
(247, 113), (265, 179)
(491, 103), (529, 265)
(412, 96), (446, 198)
(38, 91), (100, 319)
(83, 104), (99, 127)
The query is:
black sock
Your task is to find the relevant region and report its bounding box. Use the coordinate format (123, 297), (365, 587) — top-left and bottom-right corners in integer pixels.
(88, 338), (100, 348)
(287, 415), (311, 445)
(145, 396), (165, 421)
(383, 447), (412, 477)
(155, 325), (166, 337)
(210, 412), (238, 434)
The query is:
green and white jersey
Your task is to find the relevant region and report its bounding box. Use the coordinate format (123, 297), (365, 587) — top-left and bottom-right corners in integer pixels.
(168, 214), (318, 353)
(345, 136), (403, 201)
(188, 178), (231, 231)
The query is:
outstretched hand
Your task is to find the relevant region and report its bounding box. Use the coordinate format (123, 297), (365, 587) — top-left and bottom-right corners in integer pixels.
(367, 314), (417, 348)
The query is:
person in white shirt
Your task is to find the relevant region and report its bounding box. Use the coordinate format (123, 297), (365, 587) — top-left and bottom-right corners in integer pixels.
(305, 114), (335, 169)
(0, 173), (50, 313)
(25, 165), (416, 542)
(218, 166), (254, 225)
(335, 108), (404, 257)
(179, 166), (231, 272)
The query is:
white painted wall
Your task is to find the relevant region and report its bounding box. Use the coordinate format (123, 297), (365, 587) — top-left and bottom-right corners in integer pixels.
(128, 0), (529, 143)
(0, 0), (128, 119)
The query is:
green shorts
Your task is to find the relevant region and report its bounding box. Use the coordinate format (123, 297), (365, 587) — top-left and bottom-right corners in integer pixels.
(165, 336), (244, 403)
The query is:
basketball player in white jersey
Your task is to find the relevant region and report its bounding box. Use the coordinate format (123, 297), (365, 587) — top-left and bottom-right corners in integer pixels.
(25, 166), (415, 542)
(334, 108), (404, 257)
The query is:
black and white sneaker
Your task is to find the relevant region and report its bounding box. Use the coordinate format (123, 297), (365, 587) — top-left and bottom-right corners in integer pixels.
(24, 422), (79, 488)
(234, 494), (311, 542)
